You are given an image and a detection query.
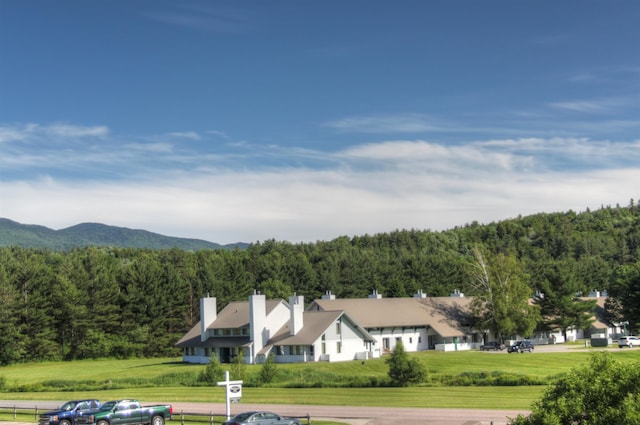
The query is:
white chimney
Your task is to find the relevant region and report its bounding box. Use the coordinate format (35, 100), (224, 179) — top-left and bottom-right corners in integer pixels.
(200, 296), (217, 342)
(250, 291), (267, 356)
(368, 289), (382, 299)
(413, 289), (427, 298)
(322, 290), (336, 300)
(450, 289), (464, 297)
(289, 295), (304, 335)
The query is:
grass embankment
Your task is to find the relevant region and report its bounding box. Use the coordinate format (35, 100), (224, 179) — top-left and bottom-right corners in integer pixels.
(0, 348), (634, 411)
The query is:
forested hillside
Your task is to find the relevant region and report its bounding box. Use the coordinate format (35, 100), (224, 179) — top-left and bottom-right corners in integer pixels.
(0, 218), (246, 250)
(1, 202), (640, 364)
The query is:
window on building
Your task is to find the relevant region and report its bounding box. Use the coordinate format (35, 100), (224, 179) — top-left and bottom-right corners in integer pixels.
(336, 321), (341, 335)
(337, 341), (342, 353)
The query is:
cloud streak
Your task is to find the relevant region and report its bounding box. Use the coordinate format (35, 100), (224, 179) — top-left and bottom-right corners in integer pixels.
(1, 123), (639, 244)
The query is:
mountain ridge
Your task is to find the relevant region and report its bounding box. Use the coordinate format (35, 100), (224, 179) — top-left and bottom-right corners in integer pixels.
(0, 218), (247, 250)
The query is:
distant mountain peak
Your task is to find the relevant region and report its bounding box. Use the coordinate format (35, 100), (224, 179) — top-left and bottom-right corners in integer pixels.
(0, 218), (247, 250)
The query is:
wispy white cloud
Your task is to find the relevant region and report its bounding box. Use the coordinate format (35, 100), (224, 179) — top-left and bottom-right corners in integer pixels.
(325, 114), (445, 133)
(47, 124), (110, 138)
(0, 123), (109, 143)
(548, 99), (625, 114)
(142, 4), (253, 34)
(167, 131), (201, 141)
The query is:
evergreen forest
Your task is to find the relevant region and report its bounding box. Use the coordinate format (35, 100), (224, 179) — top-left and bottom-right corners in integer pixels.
(2, 202), (640, 365)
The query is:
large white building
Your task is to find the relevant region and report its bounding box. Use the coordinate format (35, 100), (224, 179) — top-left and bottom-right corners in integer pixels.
(176, 289), (616, 363)
(176, 290), (480, 364)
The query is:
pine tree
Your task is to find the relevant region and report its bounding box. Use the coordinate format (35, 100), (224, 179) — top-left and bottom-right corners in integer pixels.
(385, 340), (426, 386)
(259, 352), (279, 385)
(198, 353), (225, 384)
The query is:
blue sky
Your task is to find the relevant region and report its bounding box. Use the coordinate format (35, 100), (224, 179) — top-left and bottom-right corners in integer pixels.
(1, 1), (640, 244)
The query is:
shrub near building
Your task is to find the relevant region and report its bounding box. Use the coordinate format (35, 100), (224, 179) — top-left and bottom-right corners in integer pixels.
(385, 341), (426, 386)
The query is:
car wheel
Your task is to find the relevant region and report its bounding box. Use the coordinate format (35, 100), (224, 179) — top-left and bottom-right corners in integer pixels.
(151, 416), (164, 425)
(60, 420), (71, 425)
(630, 343), (633, 348)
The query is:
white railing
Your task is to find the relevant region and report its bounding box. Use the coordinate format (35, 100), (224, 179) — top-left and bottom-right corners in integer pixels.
(434, 342), (473, 352)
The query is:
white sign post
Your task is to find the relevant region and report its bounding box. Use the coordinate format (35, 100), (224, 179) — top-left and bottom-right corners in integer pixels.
(217, 371), (243, 420)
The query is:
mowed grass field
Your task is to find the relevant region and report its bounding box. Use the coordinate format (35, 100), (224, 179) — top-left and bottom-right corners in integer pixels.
(0, 347), (634, 410)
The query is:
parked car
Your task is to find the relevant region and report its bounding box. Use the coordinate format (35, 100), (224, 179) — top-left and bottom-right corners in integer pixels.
(480, 341), (505, 351)
(619, 336), (640, 348)
(507, 340), (534, 353)
(39, 400), (101, 425)
(76, 400), (172, 425)
(222, 411), (301, 425)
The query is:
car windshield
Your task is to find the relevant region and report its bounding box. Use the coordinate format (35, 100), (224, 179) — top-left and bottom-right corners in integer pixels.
(100, 402), (116, 411)
(231, 413), (253, 421)
(60, 402), (78, 411)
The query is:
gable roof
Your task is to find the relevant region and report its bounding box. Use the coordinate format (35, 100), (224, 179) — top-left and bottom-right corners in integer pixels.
(175, 322), (201, 347)
(308, 296), (474, 337)
(268, 310), (376, 346)
(175, 299), (286, 348)
(211, 299), (287, 329)
(582, 296), (610, 330)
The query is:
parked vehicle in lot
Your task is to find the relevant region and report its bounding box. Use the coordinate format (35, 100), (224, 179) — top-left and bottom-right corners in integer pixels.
(39, 400), (101, 425)
(76, 400), (172, 425)
(222, 411), (302, 425)
(507, 340), (535, 353)
(619, 336), (640, 348)
(479, 341), (505, 351)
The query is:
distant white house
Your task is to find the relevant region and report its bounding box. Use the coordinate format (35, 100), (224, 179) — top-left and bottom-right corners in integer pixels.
(526, 292), (618, 346)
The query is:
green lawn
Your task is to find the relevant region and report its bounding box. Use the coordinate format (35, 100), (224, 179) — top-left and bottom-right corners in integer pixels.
(0, 386), (544, 410)
(0, 349), (633, 411)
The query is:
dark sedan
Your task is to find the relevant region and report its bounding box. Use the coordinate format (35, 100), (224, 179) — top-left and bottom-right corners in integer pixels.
(222, 411), (301, 425)
(507, 340), (534, 353)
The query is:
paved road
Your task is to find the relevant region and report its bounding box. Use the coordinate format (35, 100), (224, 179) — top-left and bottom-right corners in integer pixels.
(170, 402), (528, 424)
(0, 400), (528, 425)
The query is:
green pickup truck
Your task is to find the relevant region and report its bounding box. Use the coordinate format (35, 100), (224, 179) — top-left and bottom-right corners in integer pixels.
(76, 400), (172, 425)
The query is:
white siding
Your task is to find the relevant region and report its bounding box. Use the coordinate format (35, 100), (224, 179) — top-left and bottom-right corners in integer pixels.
(319, 317), (372, 362)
